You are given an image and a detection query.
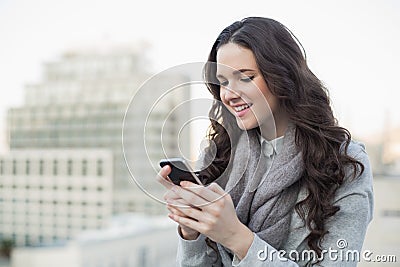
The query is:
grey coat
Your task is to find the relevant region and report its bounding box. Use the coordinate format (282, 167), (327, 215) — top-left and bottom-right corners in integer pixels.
(176, 140), (374, 266)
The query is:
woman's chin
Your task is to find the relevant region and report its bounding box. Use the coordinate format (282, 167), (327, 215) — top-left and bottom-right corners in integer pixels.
(236, 118), (257, 131)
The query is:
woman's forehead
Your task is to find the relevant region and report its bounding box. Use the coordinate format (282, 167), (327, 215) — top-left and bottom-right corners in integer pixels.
(216, 43), (257, 76)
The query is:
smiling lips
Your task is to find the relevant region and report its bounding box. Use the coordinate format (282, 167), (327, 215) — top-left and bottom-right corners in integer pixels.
(232, 103), (253, 117)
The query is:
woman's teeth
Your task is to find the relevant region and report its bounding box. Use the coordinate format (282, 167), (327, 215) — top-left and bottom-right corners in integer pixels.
(234, 104), (252, 112)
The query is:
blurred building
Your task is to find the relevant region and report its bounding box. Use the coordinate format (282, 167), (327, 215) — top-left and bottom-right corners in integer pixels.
(0, 45), (192, 256)
(0, 149), (113, 246)
(381, 127), (400, 175)
(6, 46), (191, 216)
(11, 214), (178, 267)
(359, 119), (400, 177)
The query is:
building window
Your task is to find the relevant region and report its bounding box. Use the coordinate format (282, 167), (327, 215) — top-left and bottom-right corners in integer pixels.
(39, 159), (44, 175)
(25, 235), (30, 246)
(67, 159), (73, 176)
(11, 234), (17, 244)
(0, 159), (3, 175)
(82, 159), (87, 176)
(382, 210), (400, 217)
(53, 160), (58, 176)
(12, 159), (17, 175)
(25, 160), (30, 175)
(137, 247), (149, 267)
(96, 159), (103, 176)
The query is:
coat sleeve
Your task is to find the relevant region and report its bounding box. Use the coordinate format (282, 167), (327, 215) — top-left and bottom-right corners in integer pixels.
(176, 228), (222, 267)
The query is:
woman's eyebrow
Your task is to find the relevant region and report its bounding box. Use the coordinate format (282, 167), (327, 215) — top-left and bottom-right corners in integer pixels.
(232, 68), (256, 75)
(216, 68), (256, 78)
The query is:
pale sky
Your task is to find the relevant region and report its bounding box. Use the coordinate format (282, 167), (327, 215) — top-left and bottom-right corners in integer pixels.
(0, 0), (399, 152)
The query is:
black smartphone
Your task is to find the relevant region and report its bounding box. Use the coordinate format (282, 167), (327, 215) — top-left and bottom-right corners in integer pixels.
(159, 158), (202, 185)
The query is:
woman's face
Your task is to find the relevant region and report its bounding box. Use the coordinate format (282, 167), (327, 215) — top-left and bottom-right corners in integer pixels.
(216, 43), (283, 137)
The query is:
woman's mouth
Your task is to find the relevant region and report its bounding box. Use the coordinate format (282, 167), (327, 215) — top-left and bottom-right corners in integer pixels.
(233, 103), (253, 117)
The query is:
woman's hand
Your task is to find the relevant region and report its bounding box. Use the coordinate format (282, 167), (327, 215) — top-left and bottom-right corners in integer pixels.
(167, 181), (254, 260)
(156, 166), (200, 240)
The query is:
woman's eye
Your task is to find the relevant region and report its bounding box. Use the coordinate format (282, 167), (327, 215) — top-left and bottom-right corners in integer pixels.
(219, 81), (229, 86)
(240, 76), (255, 83)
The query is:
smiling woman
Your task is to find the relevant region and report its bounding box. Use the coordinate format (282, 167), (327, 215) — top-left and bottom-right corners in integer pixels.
(157, 17), (373, 266)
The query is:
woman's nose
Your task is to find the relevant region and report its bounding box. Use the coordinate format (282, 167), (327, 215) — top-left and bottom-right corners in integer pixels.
(222, 85), (241, 101)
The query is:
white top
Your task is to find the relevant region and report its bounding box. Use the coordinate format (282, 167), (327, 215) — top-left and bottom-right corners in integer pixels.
(259, 134), (284, 158)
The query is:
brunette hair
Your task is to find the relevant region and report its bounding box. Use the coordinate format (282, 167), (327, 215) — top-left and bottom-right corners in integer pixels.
(201, 17), (364, 263)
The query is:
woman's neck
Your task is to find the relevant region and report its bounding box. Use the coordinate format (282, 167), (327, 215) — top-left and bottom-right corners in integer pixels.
(260, 111), (289, 141)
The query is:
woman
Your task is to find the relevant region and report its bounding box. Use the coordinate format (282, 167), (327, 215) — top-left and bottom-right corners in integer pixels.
(157, 17), (373, 266)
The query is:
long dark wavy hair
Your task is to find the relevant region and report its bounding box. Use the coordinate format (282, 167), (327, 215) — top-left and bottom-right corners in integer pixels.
(200, 17), (364, 263)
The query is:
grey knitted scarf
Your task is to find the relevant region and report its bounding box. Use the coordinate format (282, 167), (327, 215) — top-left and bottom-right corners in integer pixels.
(215, 123), (304, 252)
